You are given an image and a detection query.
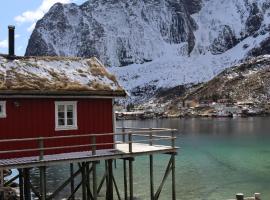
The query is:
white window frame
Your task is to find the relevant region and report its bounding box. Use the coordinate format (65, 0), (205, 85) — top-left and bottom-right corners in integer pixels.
(55, 101), (78, 131)
(0, 101), (6, 118)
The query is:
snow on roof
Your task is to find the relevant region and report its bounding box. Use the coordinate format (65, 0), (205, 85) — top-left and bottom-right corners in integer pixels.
(0, 55), (126, 97)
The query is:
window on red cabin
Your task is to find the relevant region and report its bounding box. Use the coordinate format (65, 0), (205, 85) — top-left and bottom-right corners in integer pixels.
(55, 101), (77, 131)
(0, 101), (6, 118)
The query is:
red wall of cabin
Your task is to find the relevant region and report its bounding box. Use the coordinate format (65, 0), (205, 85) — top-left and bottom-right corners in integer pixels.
(0, 98), (114, 159)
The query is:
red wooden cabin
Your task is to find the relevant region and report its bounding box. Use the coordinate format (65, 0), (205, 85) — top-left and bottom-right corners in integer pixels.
(0, 29), (126, 159)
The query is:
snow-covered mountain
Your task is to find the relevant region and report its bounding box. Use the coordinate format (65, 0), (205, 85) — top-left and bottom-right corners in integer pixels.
(26, 0), (270, 103)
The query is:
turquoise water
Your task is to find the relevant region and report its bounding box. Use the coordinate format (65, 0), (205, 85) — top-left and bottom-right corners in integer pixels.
(117, 117), (270, 200)
(32, 117), (270, 199)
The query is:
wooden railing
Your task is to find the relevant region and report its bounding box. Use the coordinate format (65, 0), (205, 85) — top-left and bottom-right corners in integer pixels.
(0, 128), (178, 160)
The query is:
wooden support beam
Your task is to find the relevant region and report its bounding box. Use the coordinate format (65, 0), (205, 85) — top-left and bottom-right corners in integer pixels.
(112, 174), (122, 200)
(4, 174), (19, 187)
(150, 155), (154, 200)
(129, 158), (134, 200)
(70, 164), (75, 200)
(23, 168), (31, 200)
(19, 169), (24, 200)
(97, 173), (106, 195)
(92, 161), (98, 200)
(0, 169), (4, 200)
(154, 157), (173, 200)
(106, 160), (114, 200)
(67, 181), (82, 200)
(123, 160), (128, 200)
(81, 163), (87, 200)
(171, 154), (176, 200)
(29, 181), (41, 199)
(47, 165), (82, 200)
(39, 166), (46, 200)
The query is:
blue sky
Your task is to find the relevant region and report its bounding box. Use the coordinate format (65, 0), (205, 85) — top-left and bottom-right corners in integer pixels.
(0, 0), (85, 56)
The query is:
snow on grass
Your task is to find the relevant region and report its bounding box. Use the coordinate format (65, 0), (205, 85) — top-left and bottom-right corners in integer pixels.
(0, 56), (124, 92)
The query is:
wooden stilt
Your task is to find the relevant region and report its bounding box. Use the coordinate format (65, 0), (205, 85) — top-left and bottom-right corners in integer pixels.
(0, 169), (4, 200)
(171, 154), (176, 200)
(106, 159), (114, 200)
(39, 166), (46, 200)
(150, 155), (154, 200)
(154, 157), (173, 200)
(92, 161), (97, 200)
(19, 169), (24, 200)
(129, 158), (134, 200)
(112, 174), (121, 200)
(70, 163), (75, 200)
(81, 163), (87, 200)
(123, 160), (128, 200)
(23, 168), (31, 200)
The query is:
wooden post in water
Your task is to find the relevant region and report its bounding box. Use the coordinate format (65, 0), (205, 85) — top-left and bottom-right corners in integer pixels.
(70, 164), (75, 200)
(106, 159), (114, 200)
(81, 163), (87, 200)
(129, 158), (134, 200)
(0, 169), (4, 200)
(254, 193), (261, 200)
(149, 128), (154, 200)
(39, 166), (46, 200)
(23, 168), (31, 200)
(171, 131), (176, 200)
(236, 193), (244, 200)
(18, 169), (24, 200)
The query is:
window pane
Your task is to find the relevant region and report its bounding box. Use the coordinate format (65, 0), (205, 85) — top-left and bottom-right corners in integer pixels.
(58, 119), (65, 126)
(67, 111), (73, 118)
(58, 112), (65, 118)
(58, 105), (65, 112)
(67, 105), (73, 112)
(67, 118), (74, 125)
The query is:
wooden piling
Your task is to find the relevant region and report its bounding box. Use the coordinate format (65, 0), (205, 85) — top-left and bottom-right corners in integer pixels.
(106, 159), (114, 200)
(129, 158), (134, 200)
(92, 161), (97, 200)
(236, 193), (244, 200)
(23, 168), (31, 200)
(123, 160), (128, 200)
(70, 164), (75, 200)
(18, 169), (24, 200)
(0, 169), (4, 200)
(39, 166), (46, 200)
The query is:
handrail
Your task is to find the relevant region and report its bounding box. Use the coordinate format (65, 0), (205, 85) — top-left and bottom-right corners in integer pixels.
(0, 127), (177, 159)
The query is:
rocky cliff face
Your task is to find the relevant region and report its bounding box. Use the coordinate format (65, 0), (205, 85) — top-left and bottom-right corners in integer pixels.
(25, 0), (270, 103)
(26, 0), (201, 67)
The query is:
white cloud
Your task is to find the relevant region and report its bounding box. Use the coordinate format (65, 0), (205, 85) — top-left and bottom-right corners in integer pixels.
(0, 40), (8, 49)
(15, 0), (71, 29)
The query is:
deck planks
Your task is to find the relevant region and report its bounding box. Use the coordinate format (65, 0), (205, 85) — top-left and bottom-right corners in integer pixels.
(0, 143), (177, 169)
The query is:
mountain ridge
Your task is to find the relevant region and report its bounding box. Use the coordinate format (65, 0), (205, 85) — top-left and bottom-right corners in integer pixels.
(25, 0), (270, 103)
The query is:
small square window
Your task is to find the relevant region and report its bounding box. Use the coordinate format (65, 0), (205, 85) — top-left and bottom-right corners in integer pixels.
(55, 101), (77, 131)
(0, 101), (6, 118)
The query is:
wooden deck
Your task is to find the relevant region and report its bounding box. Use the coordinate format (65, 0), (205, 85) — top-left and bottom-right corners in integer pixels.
(0, 143), (178, 169)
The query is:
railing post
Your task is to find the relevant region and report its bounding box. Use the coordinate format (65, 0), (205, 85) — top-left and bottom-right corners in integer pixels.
(128, 131), (133, 153)
(149, 128), (153, 146)
(171, 131), (175, 149)
(38, 137), (44, 161)
(92, 136), (96, 156)
(122, 127), (126, 143)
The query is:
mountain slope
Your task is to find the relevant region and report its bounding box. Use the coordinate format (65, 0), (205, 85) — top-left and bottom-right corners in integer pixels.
(25, 0), (270, 103)
(186, 55), (270, 102)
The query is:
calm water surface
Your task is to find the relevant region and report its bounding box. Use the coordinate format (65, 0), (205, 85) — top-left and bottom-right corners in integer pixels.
(32, 117), (270, 200)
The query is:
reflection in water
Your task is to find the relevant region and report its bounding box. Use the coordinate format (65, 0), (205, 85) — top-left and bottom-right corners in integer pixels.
(31, 117), (270, 200)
